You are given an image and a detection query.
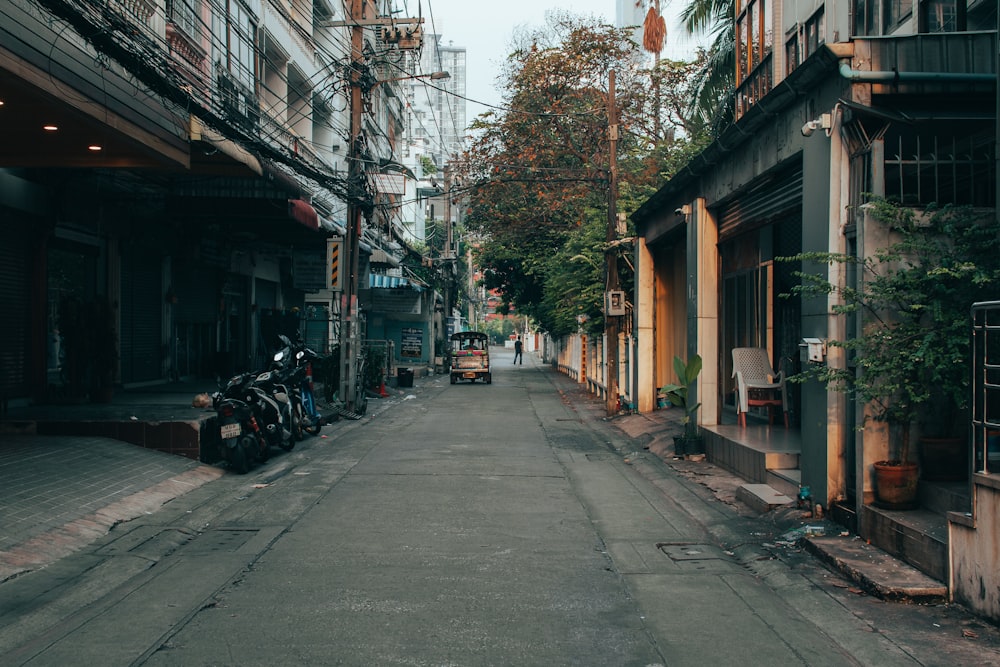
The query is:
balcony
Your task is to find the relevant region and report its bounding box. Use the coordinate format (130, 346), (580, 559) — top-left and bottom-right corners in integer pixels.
(851, 31), (996, 95)
(735, 53), (772, 121)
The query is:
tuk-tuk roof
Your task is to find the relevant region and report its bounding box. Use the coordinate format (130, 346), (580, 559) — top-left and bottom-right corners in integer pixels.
(450, 331), (488, 340)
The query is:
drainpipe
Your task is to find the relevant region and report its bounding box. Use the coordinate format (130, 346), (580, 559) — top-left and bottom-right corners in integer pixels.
(838, 61), (996, 84)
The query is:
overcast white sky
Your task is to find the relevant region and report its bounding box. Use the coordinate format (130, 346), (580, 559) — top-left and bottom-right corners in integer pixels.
(416, 0), (708, 126)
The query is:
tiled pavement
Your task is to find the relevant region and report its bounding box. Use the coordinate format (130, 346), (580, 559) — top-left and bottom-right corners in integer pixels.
(0, 434), (222, 581)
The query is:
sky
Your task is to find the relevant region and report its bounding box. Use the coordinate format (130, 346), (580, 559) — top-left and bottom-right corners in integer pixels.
(416, 0), (710, 126)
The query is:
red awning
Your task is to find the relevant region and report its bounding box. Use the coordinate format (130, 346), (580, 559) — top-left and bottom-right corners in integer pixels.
(288, 199), (319, 231)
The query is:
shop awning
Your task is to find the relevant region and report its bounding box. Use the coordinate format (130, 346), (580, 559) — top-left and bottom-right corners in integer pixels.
(369, 247), (400, 268)
(288, 199), (319, 231)
(369, 274), (422, 291)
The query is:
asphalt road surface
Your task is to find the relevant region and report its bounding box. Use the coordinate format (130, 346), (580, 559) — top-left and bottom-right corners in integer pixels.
(2, 347), (999, 665)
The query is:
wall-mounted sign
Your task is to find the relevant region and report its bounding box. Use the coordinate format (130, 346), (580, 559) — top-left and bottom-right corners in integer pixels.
(401, 327), (422, 358)
(293, 249), (327, 292)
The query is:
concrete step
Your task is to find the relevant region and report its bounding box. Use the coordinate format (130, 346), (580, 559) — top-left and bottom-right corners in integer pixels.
(804, 533), (947, 603)
(702, 427), (799, 483)
(37, 417), (211, 462)
(861, 505), (948, 583)
(737, 483), (794, 513)
(918, 479), (971, 515)
(766, 468), (801, 498)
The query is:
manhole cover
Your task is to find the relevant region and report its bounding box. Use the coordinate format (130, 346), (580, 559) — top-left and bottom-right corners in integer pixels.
(658, 543), (719, 561)
(97, 527), (194, 558)
(657, 543), (737, 572)
(185, 529), (259, 554)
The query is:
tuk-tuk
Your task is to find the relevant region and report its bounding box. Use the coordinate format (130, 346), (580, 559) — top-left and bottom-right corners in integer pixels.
(449, 331), (491, 384)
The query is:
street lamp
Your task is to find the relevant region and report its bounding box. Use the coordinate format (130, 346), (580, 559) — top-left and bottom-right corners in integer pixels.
(378, 71), (450, 86)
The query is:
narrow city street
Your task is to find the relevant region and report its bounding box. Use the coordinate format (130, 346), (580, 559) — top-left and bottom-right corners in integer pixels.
(2, 348), (999, 666)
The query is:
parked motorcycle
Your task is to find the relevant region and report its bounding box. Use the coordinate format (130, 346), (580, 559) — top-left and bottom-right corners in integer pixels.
(271, 335), (326, 438)
(213, 372), (270, 474)
(249, 368), (298, 452)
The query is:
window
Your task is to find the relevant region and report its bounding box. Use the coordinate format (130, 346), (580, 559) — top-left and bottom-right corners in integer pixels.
(920, 0), (967, 32)
(786, 7), (825, 75)
(854, 0), (919, 35)
(883, 125), (995, 208)
(784, 29), (799, 75)
(885, 0), (913, 29)
(169, 0), (199, 37)
(735, 0), (771, 87)
(854, 0), (880, 35)
(214, 0), (257, 90)
(804, 9), (824, 57)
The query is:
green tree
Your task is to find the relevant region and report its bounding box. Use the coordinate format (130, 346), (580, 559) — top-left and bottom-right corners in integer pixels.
(460, 12), (707, 336)
(783, 201), (1000, 463)
(678, 0), (735, 131)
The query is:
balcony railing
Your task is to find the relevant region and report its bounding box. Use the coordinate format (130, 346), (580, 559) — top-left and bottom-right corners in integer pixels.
(735, 53), (772, 121)
(849, 31), (995, 93)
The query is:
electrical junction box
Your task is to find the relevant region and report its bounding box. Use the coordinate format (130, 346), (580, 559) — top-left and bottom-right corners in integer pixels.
(800, 338), (827, 363)
(605, 290), (626, 317)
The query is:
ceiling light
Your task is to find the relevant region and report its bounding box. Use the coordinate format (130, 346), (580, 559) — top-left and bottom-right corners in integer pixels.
(43, 125), (58, 131)
(88, 145), (102, 151)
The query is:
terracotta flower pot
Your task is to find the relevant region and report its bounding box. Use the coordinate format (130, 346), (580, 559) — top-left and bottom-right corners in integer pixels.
(873, 460), (919, 510)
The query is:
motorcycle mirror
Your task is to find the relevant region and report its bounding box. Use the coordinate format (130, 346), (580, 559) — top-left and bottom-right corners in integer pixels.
(273, 351), (283, 362)
(296, 351), (305, 360)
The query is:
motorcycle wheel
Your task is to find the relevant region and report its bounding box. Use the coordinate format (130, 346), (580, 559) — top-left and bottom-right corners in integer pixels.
(228, 437), (251, 474)
(283, 402), (302, 450)
(302, 398), (322, 436)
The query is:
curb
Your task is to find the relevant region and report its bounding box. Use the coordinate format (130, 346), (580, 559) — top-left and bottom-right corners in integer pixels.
(0, 465), (224, 583)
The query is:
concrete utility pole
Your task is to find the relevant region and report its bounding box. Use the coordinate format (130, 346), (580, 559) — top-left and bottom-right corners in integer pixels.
(605, 70), (620, 417)
(338, 0), (365, 412)
(443, 164), (453, 335)
(336, 1), (423, 411)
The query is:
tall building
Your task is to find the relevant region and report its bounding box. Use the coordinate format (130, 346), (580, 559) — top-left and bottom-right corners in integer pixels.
(398, 35), (467, 247)
(412, 35), (468, 168)
(617, 0), (647, 54)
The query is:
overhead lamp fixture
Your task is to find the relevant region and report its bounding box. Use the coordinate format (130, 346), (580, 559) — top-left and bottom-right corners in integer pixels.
(43, 124), (58, 132)
(801, 113), (832, 137)
(88, 145), (102, 151)
(378, 71), (450, 86)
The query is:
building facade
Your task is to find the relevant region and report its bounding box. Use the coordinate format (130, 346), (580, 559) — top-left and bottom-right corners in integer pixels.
(631, 0), (998, 618)
(0, 0), (442, 410)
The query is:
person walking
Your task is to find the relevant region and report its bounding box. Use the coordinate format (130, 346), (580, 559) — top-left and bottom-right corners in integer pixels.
(513, 336), (523, 365)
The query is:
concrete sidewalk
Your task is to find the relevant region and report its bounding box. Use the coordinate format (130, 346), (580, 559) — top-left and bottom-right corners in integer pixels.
(0, 431), (222, 582)
(586, 395), (948, 603)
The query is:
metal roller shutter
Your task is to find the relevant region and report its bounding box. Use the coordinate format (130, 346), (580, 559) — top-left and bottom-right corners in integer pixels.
(0, 233), (30, 397)
(120, 250), (162, 383)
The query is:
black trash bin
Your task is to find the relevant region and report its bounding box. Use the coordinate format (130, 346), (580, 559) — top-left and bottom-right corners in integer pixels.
(397, 367), (413, 388)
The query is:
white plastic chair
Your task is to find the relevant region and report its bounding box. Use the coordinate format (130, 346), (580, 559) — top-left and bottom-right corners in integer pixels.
(731, 347), (788, 428)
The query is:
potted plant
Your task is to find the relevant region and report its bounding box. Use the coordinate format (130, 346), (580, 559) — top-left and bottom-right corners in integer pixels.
(661, 354), (703, 457)
(785, 199), (1000, 507)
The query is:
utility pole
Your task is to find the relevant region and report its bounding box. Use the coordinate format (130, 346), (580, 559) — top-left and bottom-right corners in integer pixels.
(442, 163), (453, 336)
(605, 70), (620, 417)
(338, 0), (365, 412)
(334, 1), (423, 411)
